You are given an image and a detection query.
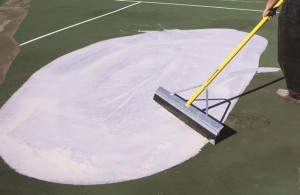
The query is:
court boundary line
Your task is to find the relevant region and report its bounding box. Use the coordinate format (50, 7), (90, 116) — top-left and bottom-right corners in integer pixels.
(20, 0), (269, 47)
(219, 0), (265, 3)
(20, 2), (141, 46)
(115, 0), (264, 12)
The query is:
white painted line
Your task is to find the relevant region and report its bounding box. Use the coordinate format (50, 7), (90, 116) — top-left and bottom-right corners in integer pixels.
(20, 2), (141, 46)
(115, 0), (263, 12)
(219, 0), (265, 3)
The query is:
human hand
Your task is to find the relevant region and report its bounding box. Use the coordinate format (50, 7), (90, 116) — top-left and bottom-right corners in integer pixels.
(263, 0), (277, 18)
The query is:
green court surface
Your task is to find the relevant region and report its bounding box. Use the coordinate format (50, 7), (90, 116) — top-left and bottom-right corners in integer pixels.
(1, 0), (300, 194)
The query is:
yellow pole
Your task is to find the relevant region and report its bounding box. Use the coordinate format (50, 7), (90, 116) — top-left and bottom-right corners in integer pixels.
(185, 0), (284, 107)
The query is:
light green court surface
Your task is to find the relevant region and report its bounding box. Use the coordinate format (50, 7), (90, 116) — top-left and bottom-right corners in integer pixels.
(0, 0), (299, 194)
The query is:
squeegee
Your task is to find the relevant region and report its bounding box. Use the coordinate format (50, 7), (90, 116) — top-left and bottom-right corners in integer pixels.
(154, 0), (284, 144)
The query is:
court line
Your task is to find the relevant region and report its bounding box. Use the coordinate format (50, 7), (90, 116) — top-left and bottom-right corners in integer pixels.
(20, 2), (141, 46)
(115, 0), (264, 12)
(219, 0), (265, 3)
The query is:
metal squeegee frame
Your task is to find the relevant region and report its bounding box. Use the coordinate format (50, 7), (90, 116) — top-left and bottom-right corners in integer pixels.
(154, 87), (223, 144)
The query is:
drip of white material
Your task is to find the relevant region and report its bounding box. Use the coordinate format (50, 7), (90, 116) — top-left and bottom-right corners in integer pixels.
(0, 29), (267, 185)
(256, 67), (281, 73)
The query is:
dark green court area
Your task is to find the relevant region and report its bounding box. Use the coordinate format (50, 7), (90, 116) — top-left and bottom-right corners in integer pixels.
(0, 0), (299, 194)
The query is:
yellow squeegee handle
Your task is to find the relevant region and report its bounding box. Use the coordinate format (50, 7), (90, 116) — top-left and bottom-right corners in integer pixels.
(185, 0), (284, 107)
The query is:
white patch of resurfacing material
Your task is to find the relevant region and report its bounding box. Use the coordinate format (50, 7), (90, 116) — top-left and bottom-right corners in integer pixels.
(0, 29), (267, 185)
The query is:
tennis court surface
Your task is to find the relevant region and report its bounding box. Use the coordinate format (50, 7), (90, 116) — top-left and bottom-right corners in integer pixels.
(0, 0), (300, 194)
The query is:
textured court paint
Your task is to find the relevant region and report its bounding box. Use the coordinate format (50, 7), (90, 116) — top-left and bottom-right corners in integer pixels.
(0, 29), (267, 185)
